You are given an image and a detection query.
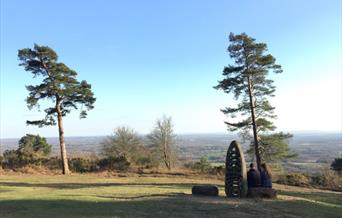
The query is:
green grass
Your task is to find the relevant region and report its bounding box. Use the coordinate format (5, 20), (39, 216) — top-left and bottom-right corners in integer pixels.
(278, 190), (342, 205)
(210, 162), (224, 167)
(0, 173), (341, 218)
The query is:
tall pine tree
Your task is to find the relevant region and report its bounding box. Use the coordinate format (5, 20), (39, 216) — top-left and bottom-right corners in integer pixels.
(18, 44), (95, 174)
(215, 33), (289, 169)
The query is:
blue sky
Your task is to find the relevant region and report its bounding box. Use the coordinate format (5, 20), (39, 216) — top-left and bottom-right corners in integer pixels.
(0, 0), (341, 138)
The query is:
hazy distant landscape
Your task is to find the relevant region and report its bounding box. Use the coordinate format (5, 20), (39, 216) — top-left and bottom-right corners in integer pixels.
(2, 131), (341, 174)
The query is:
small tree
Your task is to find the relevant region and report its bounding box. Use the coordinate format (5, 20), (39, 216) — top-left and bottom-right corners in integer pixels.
(17, 134), (52, 161)
(148, 116), (177, 170)
(195, 157), (211, 173)
(102, 126), (144, 164)
(2, 134), (51, 168)
(215, 33), (288, 169)
(247, 132), (296, 163)
(18, 44), (95, 174)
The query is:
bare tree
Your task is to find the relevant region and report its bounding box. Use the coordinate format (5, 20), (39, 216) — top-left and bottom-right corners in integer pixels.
(102, 126), (144, 164)
(148, 116), (177, 170)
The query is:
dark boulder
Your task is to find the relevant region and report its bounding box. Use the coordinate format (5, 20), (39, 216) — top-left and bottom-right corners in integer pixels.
(247, 187), (277, 198)
(192, 185), (219, 196)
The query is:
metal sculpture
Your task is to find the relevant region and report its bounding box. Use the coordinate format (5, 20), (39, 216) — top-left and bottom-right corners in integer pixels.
(225, 140), (247, 197)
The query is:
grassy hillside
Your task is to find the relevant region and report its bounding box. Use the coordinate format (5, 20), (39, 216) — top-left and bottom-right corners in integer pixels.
(0, 173), (341, 218)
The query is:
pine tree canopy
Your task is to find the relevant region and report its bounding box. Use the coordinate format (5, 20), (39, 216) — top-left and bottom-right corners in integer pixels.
(215, 33), (282, 134)
(18, 44), (96, 127)
(215, 33), (296, 167)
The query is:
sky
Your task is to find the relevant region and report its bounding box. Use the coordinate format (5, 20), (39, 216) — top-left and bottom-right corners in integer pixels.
(0, 0), (341, 138)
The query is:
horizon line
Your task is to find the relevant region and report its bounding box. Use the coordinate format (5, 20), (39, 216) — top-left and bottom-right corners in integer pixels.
(1, 130), (341, 140)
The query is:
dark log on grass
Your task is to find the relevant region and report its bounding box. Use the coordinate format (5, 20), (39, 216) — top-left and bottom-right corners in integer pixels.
(247, 187), (277, 198)
(192, 185), (219, 196)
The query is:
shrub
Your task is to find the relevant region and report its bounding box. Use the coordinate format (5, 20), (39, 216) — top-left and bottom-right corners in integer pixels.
(277, 173), (310, 187)
(183, 161), (195, 169)
(208, 165), (225, 175)
(2, 149), (51, 169)
(102, 126), (144, 164)
(69, 157), (99, 173)
(2, 134), (52, 169)
(331, 158), (342, 173)
(0, 155), (3, 168)
(43, 156), (62, 170)
(98, 156), (130, 171)
(311, 168), (341, 190)
(135, 156), (159, 168)
(2, 149), (21, 168)
(183, 157), (224, 175)
(277, 170), (341, 191)
(194, 157), (211, 173)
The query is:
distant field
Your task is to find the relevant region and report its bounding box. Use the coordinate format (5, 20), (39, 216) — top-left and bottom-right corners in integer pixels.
(1, 132), (340, 158)
(0, 173), (341, 218)
(1, 132), (341, 174)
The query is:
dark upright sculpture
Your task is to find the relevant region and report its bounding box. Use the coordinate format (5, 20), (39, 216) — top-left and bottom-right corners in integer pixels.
(225, 140), (248, 197)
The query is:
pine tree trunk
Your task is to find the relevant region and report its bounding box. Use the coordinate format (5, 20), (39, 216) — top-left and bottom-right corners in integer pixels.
(247, 76), (262, 170)
(56, 97), (70, 175)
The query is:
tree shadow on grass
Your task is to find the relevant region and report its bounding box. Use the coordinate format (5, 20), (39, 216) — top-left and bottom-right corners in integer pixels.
(0, 181), (224, 190)
(0, 195), (341, 218)
(0, 197), (238, 218)
(59, 192), (188, 200)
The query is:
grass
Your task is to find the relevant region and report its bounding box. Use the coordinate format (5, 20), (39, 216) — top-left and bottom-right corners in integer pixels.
(0, 172), (341, 218)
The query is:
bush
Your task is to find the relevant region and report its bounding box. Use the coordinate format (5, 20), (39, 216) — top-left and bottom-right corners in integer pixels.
(311, 169), (341, 190)
(277, 170), (341, 191)
(183, 157), (224, 175)
(98, 156), (130, 172)
(135, 156), (159, 169)
(277, 173), (310, 187)
(69, 157), (99, 173)
(17, 134), (52, 159)
(331, 158), (342, 173)
(208, 165), (225, 175)
(1, 152), (131, 173)
(2, 149), (51, 169)
(1, 134), (52, 169)
(194, 157), (211, 173)
(2, 149), (21, 168)
(43, 156), (62, 170)
(0, 155), (3, 168)
(102, 126), (144, 164)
